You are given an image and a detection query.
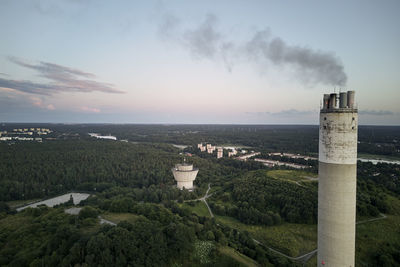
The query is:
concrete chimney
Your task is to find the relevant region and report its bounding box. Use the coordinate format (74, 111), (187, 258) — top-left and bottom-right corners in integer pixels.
(318, 91), (358, 266)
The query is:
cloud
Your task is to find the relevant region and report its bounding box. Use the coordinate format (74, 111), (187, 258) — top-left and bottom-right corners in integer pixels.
(246, 109), (315, 117)
(271, 109), (314, 116)
(80, 106), (101, 113)
(247, 109), (398, 118)
(158, 13), (180, 40)
(183, 14), (222, 59)
(359, 110), (395, 116)
(31, 0), (91, 17)
(0, 57), (124, 95)
(29, 96), (56, 110)
(9, 56), (95, 79)
(47, 104), (56, 110)
(159, 14), (347, 86)
(0, 78), (57, 95)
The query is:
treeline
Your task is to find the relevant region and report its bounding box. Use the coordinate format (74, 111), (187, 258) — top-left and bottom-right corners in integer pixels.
(231, 171), (317, 224)
(0, 200), (298, 266)
(257, 152), (318, 172)
(0, 141), (241, 202)
(0, 205), (194, 266)
(186, 146), (267, 171)
(357, 161), (400, 195)
(0, 141), (179, 201)
(82, 190), (299, 266)
(210, 201), (282, 226)
(209, 170), (317, 225)
(357, 179), (389, 217)
(210, 166), (398, 226)
(356, 161), (399, 217)
(3, 123), (398, 157)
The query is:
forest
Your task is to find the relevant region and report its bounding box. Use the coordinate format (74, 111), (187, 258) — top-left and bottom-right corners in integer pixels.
(0, 123), (399, 266)
(209, 165), (395, 226)
(0, 202), (280, 266)
(2, 123), (399, 156)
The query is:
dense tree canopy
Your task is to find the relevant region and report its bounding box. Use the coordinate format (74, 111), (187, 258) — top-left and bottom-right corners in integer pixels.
(0, 124), (398, 266)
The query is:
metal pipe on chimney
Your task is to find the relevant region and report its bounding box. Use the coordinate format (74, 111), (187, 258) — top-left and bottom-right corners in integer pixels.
(347, 91), (355, 108)
(329, 93), (337, 109)
(339, 92), (348, 108)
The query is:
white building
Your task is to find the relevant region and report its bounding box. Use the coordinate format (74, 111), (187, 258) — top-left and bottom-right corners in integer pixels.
(217, 147), (223, 158)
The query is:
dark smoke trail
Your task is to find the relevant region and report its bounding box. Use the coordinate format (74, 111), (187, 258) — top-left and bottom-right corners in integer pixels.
(246, 29), (347, 86)
(159, 14), (347, 86)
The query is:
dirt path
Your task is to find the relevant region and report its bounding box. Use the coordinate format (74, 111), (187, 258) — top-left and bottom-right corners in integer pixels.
(202, 183), (214, 218)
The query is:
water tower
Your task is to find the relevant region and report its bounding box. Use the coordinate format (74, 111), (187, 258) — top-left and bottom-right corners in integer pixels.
(171, 159), (199, 190)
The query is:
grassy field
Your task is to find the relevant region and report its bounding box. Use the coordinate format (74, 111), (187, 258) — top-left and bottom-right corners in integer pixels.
(218, 246), (260, 267)
(6, 198), (42, 209)
(356, 214), (400, 266)
(355, 195), (400, 266)
(387, 194), (400, 214)
(358, 153), (400, 161)
(180, 201), (211, 218)
(308, 196), (400, 266)
(263, 169), (318, 187)
(305, 254), (317, 267)
(215, 215), (317, 257)
(266, 170), (317, 185)
(0, 213), (32, 231)
(209, 185), (222, 194)
(216, 211), (399, 266)
(101, 212), (140, 224)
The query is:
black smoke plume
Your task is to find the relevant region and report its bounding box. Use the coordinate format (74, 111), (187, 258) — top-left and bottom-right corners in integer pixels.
(159, 14), (347, 86)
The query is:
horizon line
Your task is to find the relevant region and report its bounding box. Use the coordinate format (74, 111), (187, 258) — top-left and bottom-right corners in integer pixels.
(1, 122), (400, 127)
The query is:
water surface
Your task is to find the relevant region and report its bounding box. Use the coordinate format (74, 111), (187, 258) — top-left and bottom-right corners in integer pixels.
(17, 193), (90, 211)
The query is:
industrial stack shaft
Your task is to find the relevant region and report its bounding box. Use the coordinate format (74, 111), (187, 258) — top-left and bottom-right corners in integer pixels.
(318, 91), (358, 266)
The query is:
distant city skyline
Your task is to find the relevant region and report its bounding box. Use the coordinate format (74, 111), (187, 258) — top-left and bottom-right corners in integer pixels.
(1, 0), (399, 125)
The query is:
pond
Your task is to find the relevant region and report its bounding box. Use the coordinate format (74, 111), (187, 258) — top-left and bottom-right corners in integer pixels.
(358, 158), (400, 165)
(17, 193), (90, 212)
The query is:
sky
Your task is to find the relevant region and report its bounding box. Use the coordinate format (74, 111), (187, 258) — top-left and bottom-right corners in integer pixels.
(0, 0), (399, 125)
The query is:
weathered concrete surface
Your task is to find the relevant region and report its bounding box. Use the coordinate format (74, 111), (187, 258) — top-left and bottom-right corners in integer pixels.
(319, 111), (357, 164)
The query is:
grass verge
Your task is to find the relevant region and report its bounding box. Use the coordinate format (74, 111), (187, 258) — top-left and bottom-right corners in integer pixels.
(215, 215), (317, 257)
(180, 201), (211, 218)
(218, 246), (260, 267)
(266, 170), (317, 183)
(101, 212), (140, 224)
